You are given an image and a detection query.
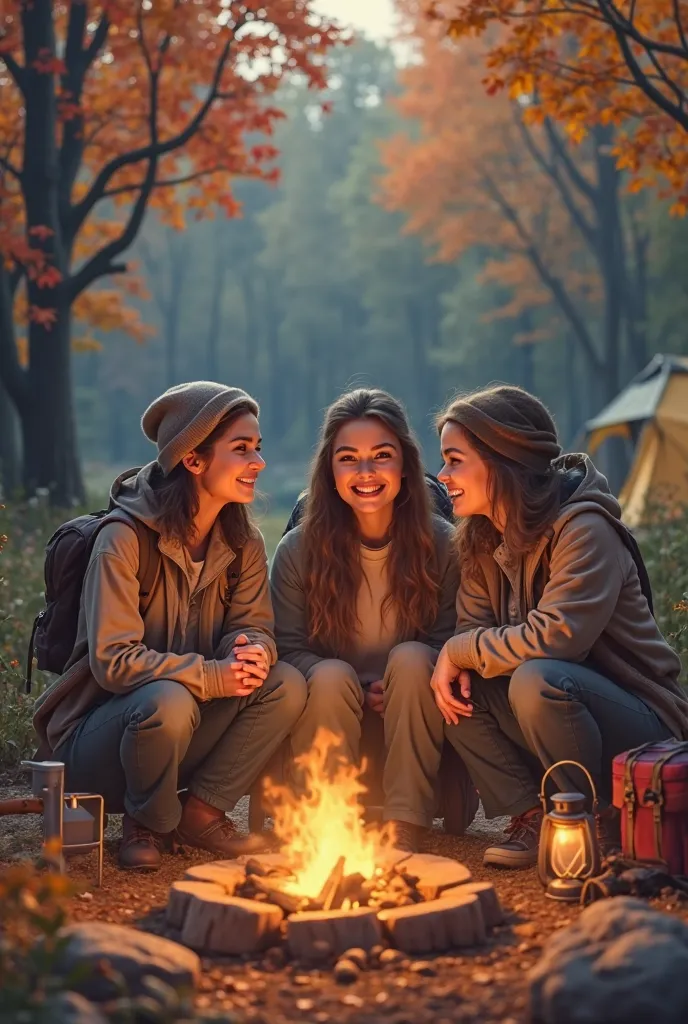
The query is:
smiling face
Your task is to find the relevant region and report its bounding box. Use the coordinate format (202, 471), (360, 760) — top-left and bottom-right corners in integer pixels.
(438, 421), (493, 520)
(331, 416), (404, 523)
(183, 411), (265, 505)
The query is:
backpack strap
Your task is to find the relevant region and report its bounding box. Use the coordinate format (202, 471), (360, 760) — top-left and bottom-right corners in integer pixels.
(622, 741), (655, 859)
(644, 742), (688, 863)
(100, 510), (160, 613)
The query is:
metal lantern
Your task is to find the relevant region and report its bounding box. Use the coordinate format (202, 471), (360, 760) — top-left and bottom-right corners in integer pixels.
(538, 760), (601, 902)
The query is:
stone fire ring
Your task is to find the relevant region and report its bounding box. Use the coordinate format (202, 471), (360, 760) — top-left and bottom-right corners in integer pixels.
(165, 851), (503, 959)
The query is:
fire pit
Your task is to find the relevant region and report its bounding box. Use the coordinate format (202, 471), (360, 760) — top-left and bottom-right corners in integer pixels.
(165, 730), (503, 959)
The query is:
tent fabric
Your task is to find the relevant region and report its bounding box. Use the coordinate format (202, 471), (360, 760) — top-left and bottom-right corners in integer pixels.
(584, 355), (688, 526)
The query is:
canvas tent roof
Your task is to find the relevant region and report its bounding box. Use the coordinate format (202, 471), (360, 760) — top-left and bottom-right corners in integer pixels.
(585, 354), (688, 525)
(586, 354), (688, 438)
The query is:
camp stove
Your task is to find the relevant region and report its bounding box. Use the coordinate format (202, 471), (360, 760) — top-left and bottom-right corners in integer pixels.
(0, 760), (104, 886)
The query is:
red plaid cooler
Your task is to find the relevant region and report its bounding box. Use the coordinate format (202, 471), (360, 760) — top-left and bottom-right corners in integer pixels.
(612, 739), (688, 875)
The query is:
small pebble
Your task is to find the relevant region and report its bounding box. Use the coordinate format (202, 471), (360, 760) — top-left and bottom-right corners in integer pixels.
(263, 946), (286, 969)
(375, 992), (389, 1004)
(342, 947), (368, 970)
(196, 995), (211, 1009)
(379, 947), (406, 966)
(315, 1014), (330, 1023)
(342, 994), (364, 1008)
(411, 960), (436, 977)
(77, 892), (93, 901)
(472, 971), (492, 985)
(334, 959), (360, 985)
(296, 999), (315, 1011)
(293, 974), (312, 986)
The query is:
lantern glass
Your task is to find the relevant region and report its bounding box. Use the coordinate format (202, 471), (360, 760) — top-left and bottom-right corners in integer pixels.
(538, 761), (601, 903)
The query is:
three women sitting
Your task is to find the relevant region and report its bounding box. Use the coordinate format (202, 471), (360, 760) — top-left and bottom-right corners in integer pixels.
(33, 379), (687, 871)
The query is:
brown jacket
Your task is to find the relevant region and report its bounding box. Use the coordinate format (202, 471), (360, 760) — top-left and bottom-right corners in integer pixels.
(446, 454), (688, 739)
(271, 515), (460, 678)
(33, 464), (276, 753)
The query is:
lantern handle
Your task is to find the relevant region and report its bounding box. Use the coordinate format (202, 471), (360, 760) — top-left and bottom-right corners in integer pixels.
(539, 760), (599, 815)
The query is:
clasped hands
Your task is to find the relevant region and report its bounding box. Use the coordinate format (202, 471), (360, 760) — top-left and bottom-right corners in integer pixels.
(430, 643), (473, 726)
(219, 634), (270, 697)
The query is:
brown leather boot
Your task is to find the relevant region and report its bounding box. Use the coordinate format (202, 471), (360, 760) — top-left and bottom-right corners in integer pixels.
(383, 820), (421, 853)
(119, 814), (167, 871)
(175, 795), (270, 857)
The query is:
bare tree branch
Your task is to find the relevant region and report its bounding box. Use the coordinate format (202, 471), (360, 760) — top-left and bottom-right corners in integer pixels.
(101, 167), (227, 198)
(0, 52), (26, 94)
(481, 168), (602, 373)
(68, 20), (245, 239)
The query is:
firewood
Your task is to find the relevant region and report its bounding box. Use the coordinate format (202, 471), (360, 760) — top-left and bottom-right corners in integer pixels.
(287, 907), (383, 960)
(244, 874), (305, 915)
(378, 893), (486, 954)
(184, 862), (245, 894)
(317, 855), (346, 911)
(181, 892), (283, 956)
(399, 853), (472, 900)
(441, 881), (504, 928)
(166, 881), (225, 930)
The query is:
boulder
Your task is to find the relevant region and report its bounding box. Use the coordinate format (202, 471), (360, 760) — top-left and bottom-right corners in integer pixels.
(529, 897), (688, 1024)
(53, 922), (200, 1002)
(37, 992), (108, 1023)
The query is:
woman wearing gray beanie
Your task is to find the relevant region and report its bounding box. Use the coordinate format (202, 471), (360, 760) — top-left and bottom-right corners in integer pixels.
(34, 381), (307, 871)
(385, 384), (687, 867)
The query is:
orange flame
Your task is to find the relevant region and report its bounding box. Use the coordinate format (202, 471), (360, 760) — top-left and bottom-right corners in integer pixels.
(265, 727), (380, 898)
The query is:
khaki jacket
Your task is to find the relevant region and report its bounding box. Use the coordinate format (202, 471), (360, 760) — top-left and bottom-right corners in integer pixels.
(271, 515), (460, 677)
(33, 464), (276, 753)
(446, 454), (688, 739)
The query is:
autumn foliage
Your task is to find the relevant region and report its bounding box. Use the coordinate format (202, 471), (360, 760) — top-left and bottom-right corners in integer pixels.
(426, 0), (688, 210)
(0, 1), (340, 500)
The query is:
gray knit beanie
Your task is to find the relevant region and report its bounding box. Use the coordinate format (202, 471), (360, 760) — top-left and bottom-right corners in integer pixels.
(142, 381), (259, 475)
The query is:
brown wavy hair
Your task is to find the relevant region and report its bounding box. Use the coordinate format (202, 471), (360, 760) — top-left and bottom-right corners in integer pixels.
(437, 386), (563, 572)
(150, 402), (257, 550)
(303, 389), (440, 655)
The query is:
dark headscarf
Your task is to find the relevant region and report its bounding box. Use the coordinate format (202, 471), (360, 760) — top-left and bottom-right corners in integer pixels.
(438, 385), (562, 473)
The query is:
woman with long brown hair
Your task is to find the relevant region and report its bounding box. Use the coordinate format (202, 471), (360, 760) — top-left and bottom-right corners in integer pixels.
(394, 384), (687, 868)
(270, 388), (465, 852)
(34, 382), (306, 871)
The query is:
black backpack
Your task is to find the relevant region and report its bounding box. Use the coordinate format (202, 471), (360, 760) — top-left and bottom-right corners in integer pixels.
(26, 507), (160, 692)
(26, 500), (246, 694)
(283, 471), (454, 536)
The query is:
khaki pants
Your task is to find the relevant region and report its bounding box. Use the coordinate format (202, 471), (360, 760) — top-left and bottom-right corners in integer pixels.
(290, 641), (477, 830)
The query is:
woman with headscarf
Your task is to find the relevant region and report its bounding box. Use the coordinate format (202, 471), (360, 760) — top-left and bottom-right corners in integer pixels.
(384, 385), (687, 865)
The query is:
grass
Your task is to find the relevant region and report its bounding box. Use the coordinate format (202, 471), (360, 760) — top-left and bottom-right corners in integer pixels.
(1, 496), (686, 772)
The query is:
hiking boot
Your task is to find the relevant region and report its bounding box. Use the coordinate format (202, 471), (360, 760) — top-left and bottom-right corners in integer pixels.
(176, 796), (269, 857)
(119, 814), (166, 872)
(483, 809), (543, 868)
(382, 820), (421, 853)
(596, 806), (622, 860)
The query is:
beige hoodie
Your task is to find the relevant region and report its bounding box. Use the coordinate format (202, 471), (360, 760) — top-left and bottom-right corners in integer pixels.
(271, 515), (459, 679)
(446, 454), (688, 739)
(33, 464), (276, 753)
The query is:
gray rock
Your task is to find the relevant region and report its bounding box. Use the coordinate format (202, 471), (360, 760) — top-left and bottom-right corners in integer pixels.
(53, 922), (200, 1002)
(37, 991), (108, 1023)
(529, 897), (688, 1024)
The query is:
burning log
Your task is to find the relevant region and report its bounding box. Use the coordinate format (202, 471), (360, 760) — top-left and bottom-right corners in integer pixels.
(240, 874), (306, 916)
(318, 855), (346, 911)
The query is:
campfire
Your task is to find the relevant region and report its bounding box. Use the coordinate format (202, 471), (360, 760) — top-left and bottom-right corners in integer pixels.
(166, 729), (502, 959)
(235, 729), (426, 914)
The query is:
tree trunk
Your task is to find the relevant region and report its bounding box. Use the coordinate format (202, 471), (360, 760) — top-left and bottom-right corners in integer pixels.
(0, 378), (21, 496)
(21, 304), (84, 505)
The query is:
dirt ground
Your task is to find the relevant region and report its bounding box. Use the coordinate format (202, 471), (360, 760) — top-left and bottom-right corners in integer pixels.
(2, 780), (687, 1024)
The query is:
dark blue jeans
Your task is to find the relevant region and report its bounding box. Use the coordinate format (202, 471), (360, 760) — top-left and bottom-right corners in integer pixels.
(446, 659), (671, 817)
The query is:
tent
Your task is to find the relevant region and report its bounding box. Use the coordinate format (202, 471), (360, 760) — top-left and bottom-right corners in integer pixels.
(585, 354), (688, 525)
